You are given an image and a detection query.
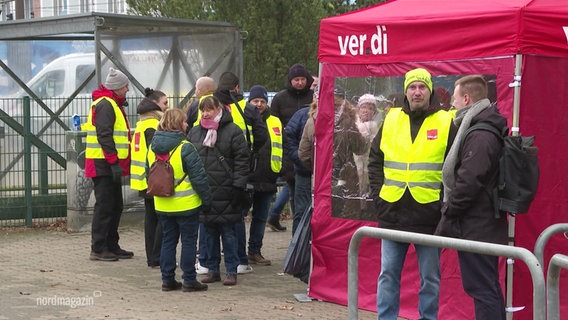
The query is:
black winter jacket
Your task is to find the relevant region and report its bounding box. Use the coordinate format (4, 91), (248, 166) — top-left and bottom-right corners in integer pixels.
(187, 109), (250, 225)
(271, 78), (314, 183)
(249, 109), (281, 193)
(368, 105), (458, 234)
(285, 107), (312, 178)
(441, 105), (508, 244)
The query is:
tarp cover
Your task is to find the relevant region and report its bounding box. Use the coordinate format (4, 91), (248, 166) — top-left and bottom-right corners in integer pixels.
(311, 0), (568, 319)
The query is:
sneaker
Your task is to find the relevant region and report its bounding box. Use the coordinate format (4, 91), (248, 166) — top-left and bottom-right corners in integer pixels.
(195, 262), (209, 275)
(182, 280), (208, 292)
(237, 264), (254, 274)
(89, 250), (118, 261)
(248, 253), (271, 266)
(267, 216), (287, 232)
(112, 248), (134, 259)
(223, 273), (237, 286)
(162, 280), (182, 292)
(201, 272), (221, 283)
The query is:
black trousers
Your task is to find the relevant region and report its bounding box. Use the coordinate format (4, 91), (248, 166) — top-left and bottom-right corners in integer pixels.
(144, 197), (162, 266)
(458, 251), (506, 320)
(91, 176), (123, 252)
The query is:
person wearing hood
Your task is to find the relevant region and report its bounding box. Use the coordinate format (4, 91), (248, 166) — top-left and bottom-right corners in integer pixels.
(269, 63), (315, 233)
(147, 108), (211, 293)
(84, 67), (132, 262)
(187, 96), (250, 286)
(354, 94), (384, 219)
(368, 68), (457, 320)
(436, 75), (508, 320)
(130, 88), (169, 269)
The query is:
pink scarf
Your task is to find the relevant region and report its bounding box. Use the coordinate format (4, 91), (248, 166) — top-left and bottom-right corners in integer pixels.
(201, 109), (222, 147)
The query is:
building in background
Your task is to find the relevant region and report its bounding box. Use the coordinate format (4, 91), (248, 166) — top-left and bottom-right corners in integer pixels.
(1, 0), (127, 21)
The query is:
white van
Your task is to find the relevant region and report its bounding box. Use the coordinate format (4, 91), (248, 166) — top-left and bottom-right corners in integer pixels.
(1, 50), (199, 133)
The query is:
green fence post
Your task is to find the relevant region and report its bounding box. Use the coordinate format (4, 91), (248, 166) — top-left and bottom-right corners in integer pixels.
(38, 151), (48, 195)
(23, 96), (33, 227)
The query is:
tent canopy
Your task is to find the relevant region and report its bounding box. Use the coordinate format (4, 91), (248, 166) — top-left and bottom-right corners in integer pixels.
(319, 0), (568, 64)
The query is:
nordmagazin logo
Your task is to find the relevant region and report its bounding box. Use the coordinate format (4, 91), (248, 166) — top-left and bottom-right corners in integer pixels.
(337, 25), (388, 56)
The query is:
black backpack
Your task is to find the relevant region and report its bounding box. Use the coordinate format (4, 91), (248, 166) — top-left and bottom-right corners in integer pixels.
(462, 123), (540, 217)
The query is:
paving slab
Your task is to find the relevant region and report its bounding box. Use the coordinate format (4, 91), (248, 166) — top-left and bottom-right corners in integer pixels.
(0, 212), (378, 320)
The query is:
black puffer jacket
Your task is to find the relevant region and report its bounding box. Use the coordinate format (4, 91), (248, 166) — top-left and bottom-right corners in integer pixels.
(442, 105), (508, 244)
(248, 109), (281, 193)
(187, 109), (250, 225)
(368, 104), (458, 234)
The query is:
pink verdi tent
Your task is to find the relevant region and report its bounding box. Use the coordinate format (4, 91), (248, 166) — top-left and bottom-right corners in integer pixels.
(311, 0), (568, 319)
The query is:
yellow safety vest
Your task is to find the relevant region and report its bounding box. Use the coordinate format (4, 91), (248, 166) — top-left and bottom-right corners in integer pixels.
(130, 118), (159, 191)
(147, 141), (202, 213)
(379, 107), (452, 204)
(265, 115), (283, 173)
(84, 97), (130, 160)
(192, 93), (214, 127)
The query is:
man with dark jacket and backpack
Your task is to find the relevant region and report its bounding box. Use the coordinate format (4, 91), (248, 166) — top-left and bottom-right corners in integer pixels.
(437, 75), (508, 320)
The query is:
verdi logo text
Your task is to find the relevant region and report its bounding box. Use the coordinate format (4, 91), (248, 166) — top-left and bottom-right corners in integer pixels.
(337, 25), (387, 56)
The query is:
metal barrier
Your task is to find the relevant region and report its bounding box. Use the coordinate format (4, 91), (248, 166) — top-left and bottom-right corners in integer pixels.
(534, 223), (568, 267)
(547, 254), (568, 320)
(348, 226), (546, 320)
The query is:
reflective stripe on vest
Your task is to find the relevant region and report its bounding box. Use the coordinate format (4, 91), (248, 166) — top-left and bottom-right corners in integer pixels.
(84, 97), (130, 160)
(147, 141), (202, 213)
(130, 118), (159, 191)
(230, 100), (254, 146)
(266, 115), (283, 173)
(379, 107), (452, 204)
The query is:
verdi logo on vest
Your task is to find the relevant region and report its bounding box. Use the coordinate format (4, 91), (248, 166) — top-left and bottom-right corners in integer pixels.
(427, 129), (438, 140)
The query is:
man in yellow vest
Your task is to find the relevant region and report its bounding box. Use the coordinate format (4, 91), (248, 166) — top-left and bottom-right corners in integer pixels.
(84, 67), (132, 262)
(237, 85), (283, 267)
(185, 76), (216, 129)
(368, 68), (457, 320)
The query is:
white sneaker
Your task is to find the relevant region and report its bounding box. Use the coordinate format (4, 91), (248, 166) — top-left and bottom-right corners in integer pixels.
(195, 262), (209, 275)
(237, 264), (254, 274)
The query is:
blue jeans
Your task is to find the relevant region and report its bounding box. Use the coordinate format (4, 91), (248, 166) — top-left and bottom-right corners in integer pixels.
(293, 174), (311, 236)
(377, 239), (440, 320)
(269, 183), (290, 219)
(159, 214), (199, 284)
(235, 208), (249, 265)
(236, 191), (274, 262)
(197, 223), (208, 265)
(204, 223), (239, 275)
(248, 191), (274, 254)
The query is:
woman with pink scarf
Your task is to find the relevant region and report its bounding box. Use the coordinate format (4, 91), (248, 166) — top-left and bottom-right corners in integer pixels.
(187, 96), (250, 286)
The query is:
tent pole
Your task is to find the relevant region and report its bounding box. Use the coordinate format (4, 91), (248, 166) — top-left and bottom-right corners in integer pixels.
(505, 53), (523, 320)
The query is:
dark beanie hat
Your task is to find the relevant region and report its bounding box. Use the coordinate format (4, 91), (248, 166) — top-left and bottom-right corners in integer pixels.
(287, 63), (310, 81)
(248, 85), (268, 102)
(218, 71), (240, 90)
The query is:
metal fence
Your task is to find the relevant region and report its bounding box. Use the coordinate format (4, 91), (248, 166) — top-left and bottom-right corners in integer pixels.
(0, 96), (148, 227)
(347, 227), (546, 320)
